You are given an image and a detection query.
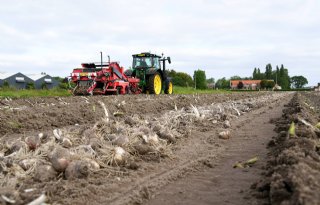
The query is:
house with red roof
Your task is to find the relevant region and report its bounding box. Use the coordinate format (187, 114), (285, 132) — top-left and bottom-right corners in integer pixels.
(230, 80), (262, 90)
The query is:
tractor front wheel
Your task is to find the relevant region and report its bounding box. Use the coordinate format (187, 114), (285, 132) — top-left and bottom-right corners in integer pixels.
(164, 80), (173, 94)
(148, 72), (162, 95)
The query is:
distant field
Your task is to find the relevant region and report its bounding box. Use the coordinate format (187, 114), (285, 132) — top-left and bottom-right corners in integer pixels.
(173, 86), (230, 94)
(0, 86), (230, 98)
(0, 88), (71, 98)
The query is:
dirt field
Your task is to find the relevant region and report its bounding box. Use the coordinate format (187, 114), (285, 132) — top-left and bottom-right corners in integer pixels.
(254, 92), (320, 205)
(1, 92), (319, 205)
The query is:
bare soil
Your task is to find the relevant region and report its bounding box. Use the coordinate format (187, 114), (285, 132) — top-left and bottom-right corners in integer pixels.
(254, 92), (320, 205)
(145, 92), (291, 205)
(0, 93), (264, 136)
(2, 92), (319, 205)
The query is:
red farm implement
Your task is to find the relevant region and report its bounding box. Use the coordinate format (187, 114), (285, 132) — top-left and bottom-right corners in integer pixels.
(70, 55), (141, 95)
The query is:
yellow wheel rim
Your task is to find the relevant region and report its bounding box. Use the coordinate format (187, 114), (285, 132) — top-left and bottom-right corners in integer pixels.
(168, 82), (173, 94)
(154, 74), (162, 94)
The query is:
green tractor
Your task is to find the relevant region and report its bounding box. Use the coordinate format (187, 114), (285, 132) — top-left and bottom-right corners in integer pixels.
(125, 52), (173, 95)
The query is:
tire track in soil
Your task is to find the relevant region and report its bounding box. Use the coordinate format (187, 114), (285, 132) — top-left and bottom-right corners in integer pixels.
(103, 127), (226, 205)
(143, 94), (293, 205)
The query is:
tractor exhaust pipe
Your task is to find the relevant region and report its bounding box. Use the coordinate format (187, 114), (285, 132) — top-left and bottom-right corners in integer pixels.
(100, 51), (103, 68)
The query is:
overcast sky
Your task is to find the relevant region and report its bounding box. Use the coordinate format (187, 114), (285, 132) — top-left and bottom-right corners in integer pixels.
(0, 0), (319, 86)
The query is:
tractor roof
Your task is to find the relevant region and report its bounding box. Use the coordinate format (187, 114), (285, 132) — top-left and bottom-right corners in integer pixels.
(132, 52), (161, 58)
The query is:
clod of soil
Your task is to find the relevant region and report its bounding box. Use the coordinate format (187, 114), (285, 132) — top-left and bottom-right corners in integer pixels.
(219, 130), (230, 139)
(8, 141), (28, 154)
(61, 137), (72, 148)
(133, 144), (156, 155)
(48, 147), (71, 172)
(34, 165), (57, 182)
(157, 130), (176, 143)
(65, 160), (90, 180)
(25, 135), (41, 150)
(112, 135), (129, 147)
(19, 159), (37, 171)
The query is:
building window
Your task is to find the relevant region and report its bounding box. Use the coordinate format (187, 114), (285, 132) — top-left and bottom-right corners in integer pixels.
(44, 78), (52, 84)
(16, 77), (25, 83)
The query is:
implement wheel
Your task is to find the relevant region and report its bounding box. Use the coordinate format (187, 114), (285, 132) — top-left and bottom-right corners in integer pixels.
(164, 80), (173, 94)
(125, 86), (130, 94)
(116, 87), (122, 95)
(148, 72), (162, 95)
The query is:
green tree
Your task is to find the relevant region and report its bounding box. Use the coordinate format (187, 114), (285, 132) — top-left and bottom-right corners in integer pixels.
(256, 68), (265, 80)
(253, 68), (257, 80)
(193, 69), (207, 89)
(206, 77), (215, 84)
(59, 82), (69, 89)
(261, 80), (275, 89)
(168, 70), (194, 87)
(53, 76), (64, 83)
(2, 81), (9, 88)
(272, 65), (280, 84)
(279, 64), (290, 89)
(41, 82), (48, 89)
(265, 64), (273, 79)
(260, 80), (268, 89)
(252, 64), (292, 89)
(237, 81), (244, 89)
(230, 75), (242, 80)
(215, 77), (230, 89)
(291, 76), (308, 88)
(26, 82), (35, 90)
(267, 80), (275, 89)
(206, 78), (215, 89)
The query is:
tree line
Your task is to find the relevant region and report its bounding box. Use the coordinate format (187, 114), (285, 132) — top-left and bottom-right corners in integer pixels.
(252, 64), (308, 89)
(167, 69), (208, 89)
(252, 64), (291, 89)
(168, 63), (308, 90)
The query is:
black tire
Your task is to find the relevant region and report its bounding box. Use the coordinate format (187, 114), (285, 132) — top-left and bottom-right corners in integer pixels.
(147, 72), (162, 95)
(164, 79), (173, 94)
(116, 87), (122, 95)
(125, 86), (130, 94)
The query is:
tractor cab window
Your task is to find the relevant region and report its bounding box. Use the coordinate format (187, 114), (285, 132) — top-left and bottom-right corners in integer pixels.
(133, 57), (152, 68)
(152, 57), (160, 69)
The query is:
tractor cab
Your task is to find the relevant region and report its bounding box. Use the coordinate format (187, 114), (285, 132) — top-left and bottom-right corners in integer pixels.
(132, 53), (161, 70)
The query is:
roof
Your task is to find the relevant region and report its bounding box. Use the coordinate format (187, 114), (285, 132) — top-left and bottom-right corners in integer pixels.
(0, 72), (15, 80)
(27, 74), (49, 81)
(132, 52), (161, 58)
(230, 80), (262, 86)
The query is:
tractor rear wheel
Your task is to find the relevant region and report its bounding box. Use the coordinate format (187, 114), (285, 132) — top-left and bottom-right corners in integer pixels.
(164, 80), (173, 94)
(148, 72), (162, 95)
